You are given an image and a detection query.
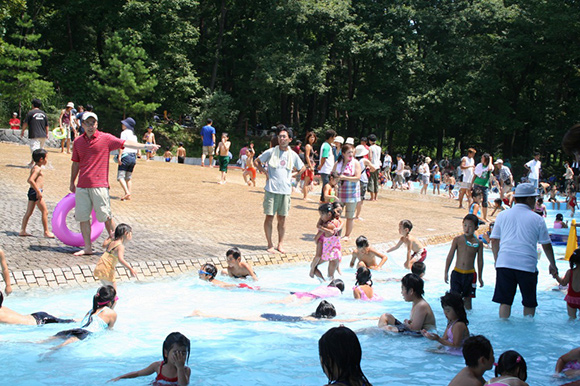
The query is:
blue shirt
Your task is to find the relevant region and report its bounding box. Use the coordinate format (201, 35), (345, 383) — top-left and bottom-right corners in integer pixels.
(201, 125), (215, 146)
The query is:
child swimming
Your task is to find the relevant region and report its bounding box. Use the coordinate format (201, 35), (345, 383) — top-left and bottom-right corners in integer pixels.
(554, 213), (568, 229)
(352, 267), (382, 301)
(111, 332), (191, 385)
(310, 203), (343, 280)
(273, 279), (345, 304)
(422, 292), (470, 353)
(349, 235), (388, 270)
(221, 247), (258, 280)
(0, 291), (74, 325)
(319, 326), (373, 386)
(199, 263), (257, 290)
(93, 224), (137, 290)
(552, 248), (580, 318)
(485, 350), (528, 386)
(444, 214), (484, 310)
(387, 220), (427, 269)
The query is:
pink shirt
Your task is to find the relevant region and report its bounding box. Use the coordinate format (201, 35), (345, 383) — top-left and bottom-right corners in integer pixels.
(72, 130), (125, 188)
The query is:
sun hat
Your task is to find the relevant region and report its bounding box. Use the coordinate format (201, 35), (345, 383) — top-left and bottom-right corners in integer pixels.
(121, 117), (136, 131)
(66, 102), (74, 108)
(355, 145), (369, 158)
(425, 157), (431, 163)
(494, 159), (504, 164)
(12, 112), (17, 116)
(513, 183), (539, 198)
(82, 112), (98, 122)
(334, 136), (345, 144)
(345, 137), (355, 145)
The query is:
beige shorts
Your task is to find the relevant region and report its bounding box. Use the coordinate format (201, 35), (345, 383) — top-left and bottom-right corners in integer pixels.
(202, 145), (214, 156)
(344, 202), (357, 219)
(75, 187), (112, 222)
(459, 182), (473, 190)
(29, 138), (46, 152)
(263, 191), (291, 216)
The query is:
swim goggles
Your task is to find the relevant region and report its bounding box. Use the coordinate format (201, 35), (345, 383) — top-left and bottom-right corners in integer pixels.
(198, 270), (212, 275)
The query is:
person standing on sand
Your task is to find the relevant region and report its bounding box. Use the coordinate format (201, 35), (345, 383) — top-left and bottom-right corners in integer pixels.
(176, 142), (186, 164)
(20, 99), (49, 167)
(70, 112), (160, 256)
(255, 125), (305, 254)
(200, 118), (216, 167)
(318, 129), (337, 203)
(9, 112), (20, 130)
(458, 148), (476, 209)
(117, 117), (139, 201)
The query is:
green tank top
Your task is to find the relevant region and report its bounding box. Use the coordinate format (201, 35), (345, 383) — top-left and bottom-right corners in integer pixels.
(473, 166), (491, 187)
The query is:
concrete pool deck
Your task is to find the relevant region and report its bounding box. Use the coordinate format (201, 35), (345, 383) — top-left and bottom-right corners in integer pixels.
(0, 141), (473, 290)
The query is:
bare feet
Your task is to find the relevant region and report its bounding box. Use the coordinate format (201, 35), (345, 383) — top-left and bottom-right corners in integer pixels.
(121, 194), (131, 201)
(44, 232), (55, 239)
(73, 249), (93, 256)
(341, 236), (350, 242)
(19, 231), (33, 237)
(276, 246), (286, 254)
(266, 247), (277, 254)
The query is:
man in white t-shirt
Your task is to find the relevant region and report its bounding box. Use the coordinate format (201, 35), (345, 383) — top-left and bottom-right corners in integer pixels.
(255, 125), (305, 254)
(317, 129), (337, 202)
(393, 154), (405, 190)
(524, 152), (541, 188)
(382, 153), (392, 181)
(117, 117), (139, 200)
(457, 148), (476, 208)
(490, 183), (558, 319)
(367, 134), (382, 201)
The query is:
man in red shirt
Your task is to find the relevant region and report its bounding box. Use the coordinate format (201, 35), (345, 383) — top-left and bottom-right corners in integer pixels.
(70, 112), (160, 256)
(9, 112), (20, 130)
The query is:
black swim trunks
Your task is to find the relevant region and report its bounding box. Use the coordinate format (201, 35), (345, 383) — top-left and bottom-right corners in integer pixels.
(55, 328), (91, 340)
(27, 187), (41, 202)
(177, 156), (185, 164)
(30, 312), (75, 325)
(393, 318), (422, 337)
(450, 269), (477, 298)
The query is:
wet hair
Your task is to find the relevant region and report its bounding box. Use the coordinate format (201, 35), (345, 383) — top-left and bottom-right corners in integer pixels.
(32, 98), (42, 108)
(276, 124), (293, 139)
(311, 300), (336, 319)
(355, 235), (369, 249)
(82, 286), (116, 328)
(411, 262), (426, 276)
(0, 291), (3, 308)
(463, 214), (479, 230)
(226, 247), (241, 260)
(325, 129), (337, 140)
(400, 219), (413, 232)
(319, 202), (334, 215)
(368, 134), (377, 142)
(318, 326), (372, 386)
(495, 350), (527, 380)
(202, 263), (218, 280)
(556, 213), (564, 221)
(113, 223), (132, 241)
(162, 332), (191, 364)
(32, 149), (47, 163)
(305, 131), (317, 144)
(355, 267), (372, 287)
(328, 279), (345, 293)
(440, 292), (469, 326)
(401, 273), (424, 297)
(207, 118), (213, 124)
(569, 249), (580, 270)
(562, 124), (580, 155)
(178, 142), (183, 147)
(462, 335), (493, 367)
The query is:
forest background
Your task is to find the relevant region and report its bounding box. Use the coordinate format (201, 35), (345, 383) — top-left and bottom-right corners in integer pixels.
(0, 0), (579, 177)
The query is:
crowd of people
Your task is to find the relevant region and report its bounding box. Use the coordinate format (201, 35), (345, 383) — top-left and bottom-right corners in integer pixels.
(4, 100), (580, 385)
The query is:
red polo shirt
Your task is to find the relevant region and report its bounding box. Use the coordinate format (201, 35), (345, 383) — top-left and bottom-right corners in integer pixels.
(9, 118), (20, 129)
(72, 130), (125, 188)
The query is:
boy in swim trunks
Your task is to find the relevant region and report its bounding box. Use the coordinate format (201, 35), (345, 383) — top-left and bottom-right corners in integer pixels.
(387, 220), (426, 269)
(350, 235), (388, 270)
(242, 147), (257, 187)
(221, 247), (258, 280)
(444, 214), (484, 310)
(176, 142), (186, 164)
(216, 132), (231, 185)
(378, 273), (436, 335)
(142, 126), (156, 160)
(19, 149), (54, 238)
(0, 292), (75, 325)
(448, 335), (495, 386)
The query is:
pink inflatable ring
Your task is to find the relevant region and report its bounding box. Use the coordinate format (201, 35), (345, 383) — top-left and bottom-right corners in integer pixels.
(51, 193), (105, 247)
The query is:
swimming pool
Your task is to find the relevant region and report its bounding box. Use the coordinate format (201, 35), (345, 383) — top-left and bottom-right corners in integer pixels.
(0, 234), (577, 386)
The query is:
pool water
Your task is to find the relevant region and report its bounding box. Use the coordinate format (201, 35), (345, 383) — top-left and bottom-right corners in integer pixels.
(1, 230), (578, 386)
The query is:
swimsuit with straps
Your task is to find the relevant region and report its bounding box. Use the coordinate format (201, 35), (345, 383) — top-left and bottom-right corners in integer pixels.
(93, 244), (121, 282)
(156, 362), (179, 383)
(485, 376), (521, 386)
(565, 270), (580, 310)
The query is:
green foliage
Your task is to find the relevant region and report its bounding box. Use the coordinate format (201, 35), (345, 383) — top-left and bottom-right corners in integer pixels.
(193, 89), (239, 132)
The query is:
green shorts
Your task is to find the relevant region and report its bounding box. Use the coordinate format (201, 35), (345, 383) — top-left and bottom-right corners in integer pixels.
(218, 155), (230, 172)
(263, 191), (291, 216)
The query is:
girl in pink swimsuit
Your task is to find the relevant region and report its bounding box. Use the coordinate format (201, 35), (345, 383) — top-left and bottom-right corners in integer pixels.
(310, 203), (343, 280)
(485, 350), (528, 386)
(110, 332), (191, 385)
(422, 292), (469, 354)
(352, 267), (382, 301)
(553, 249), (580, 319)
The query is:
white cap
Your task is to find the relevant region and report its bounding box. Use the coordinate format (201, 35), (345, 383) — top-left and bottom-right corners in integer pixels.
(83, 112), (98, 121)
(494, 159), (503, 164)
(67, 102), (74, 108)
(345, 137), (355, 145)
(425, 157), (431, 163)
(355, 145), (369, 158)
(334, 136), (344, 144)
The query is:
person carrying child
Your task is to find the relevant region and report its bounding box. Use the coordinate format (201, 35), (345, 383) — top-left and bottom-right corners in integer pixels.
(215, 132), (231, 184)
(485, 351), (528, 386)
(378, 273), (436, 335)
(387, 220), (427, 269)
(93, 224), (137, 290)
(110, 332), (191, 385)
(352, 267), (382, 301)
(221, 247), (258, 280)
(448, 335), (495, 386)
(422, 292), (470, 353)
(19, 149), (54, 238)
(242, 147), (257, 187)
(310, 203), (343, 280)
(552, 248), (580, 319)
(349, 235), (388, 270)
(444, 214), (484, 310)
